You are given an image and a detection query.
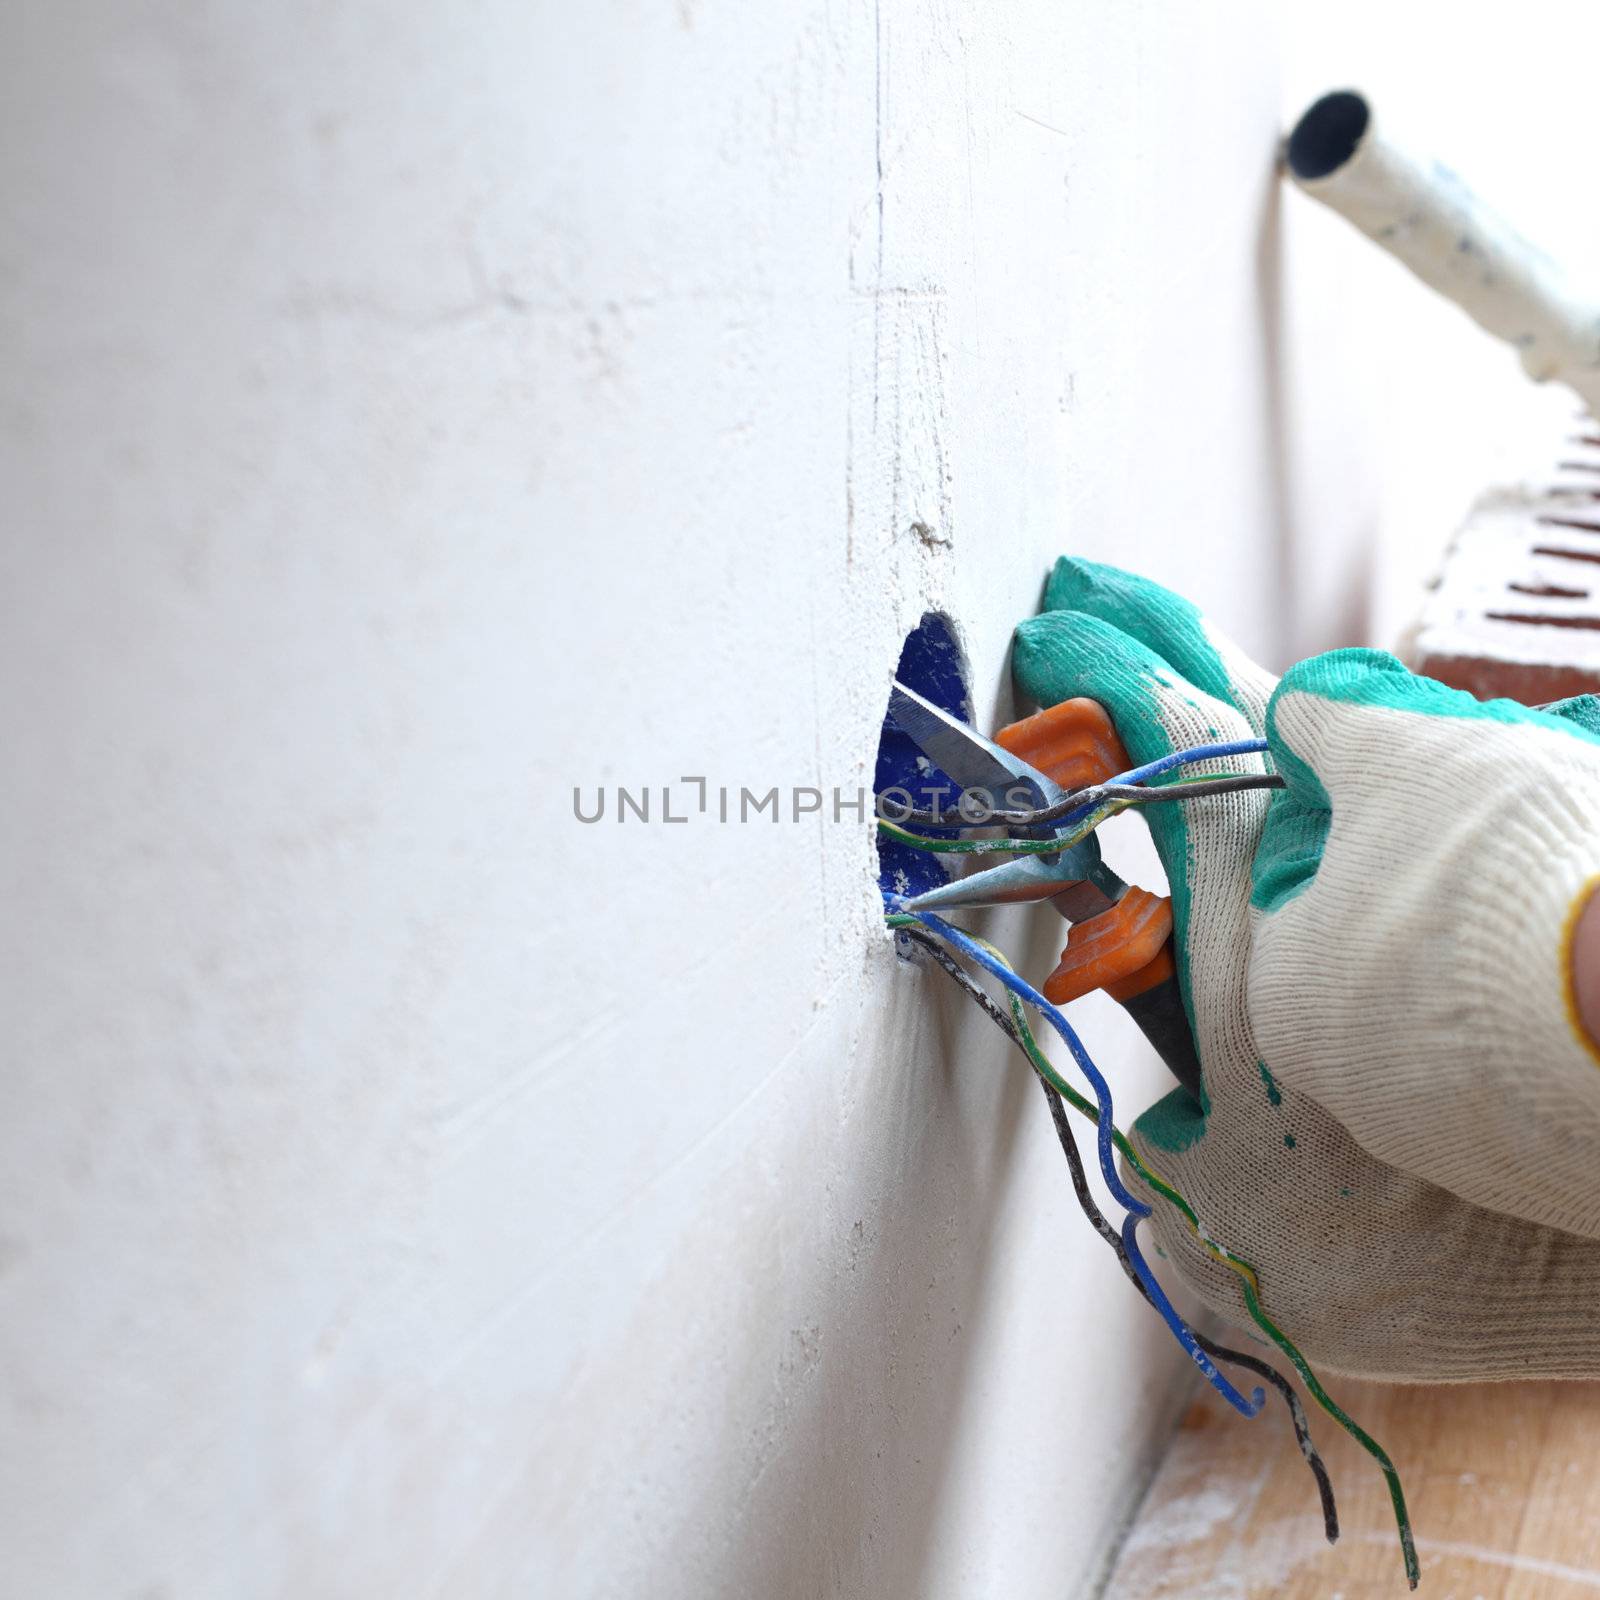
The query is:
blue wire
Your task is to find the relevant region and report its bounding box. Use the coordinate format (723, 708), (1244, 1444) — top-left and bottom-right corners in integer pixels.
(1110, 736), (1269, 787)
(886, 902), (1266, 1419)
(1118, 1214), (1264, 1414)
(897, 908), (1145, 1214)
(881, 737), (1274, 1419)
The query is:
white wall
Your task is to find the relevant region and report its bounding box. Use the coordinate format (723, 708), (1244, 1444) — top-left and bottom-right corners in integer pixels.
(1, 4), (1408, 1597)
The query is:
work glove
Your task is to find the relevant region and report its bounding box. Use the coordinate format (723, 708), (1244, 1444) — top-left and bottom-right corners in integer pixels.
(1013, 558), (1600, 1380)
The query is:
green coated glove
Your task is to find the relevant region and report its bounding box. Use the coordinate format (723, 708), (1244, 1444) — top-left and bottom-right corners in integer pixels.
(1014, 558), (1600, 1380)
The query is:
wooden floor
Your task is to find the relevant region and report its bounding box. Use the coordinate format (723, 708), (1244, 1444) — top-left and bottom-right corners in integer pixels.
(1102, 1372), (1600, 1599)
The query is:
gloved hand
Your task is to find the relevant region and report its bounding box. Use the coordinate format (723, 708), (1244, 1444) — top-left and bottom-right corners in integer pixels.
(1013, 558), (1600, 1380)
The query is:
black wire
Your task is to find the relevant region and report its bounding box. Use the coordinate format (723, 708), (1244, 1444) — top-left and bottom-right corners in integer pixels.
(879, 772), (1285, 832)
(901, 925), (1020, 1034)
(1033, 1074), (1339, 1545)
(898, 925), (1340, 1545)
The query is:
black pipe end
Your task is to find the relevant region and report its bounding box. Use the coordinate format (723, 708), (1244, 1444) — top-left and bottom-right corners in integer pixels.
(1287, 90), (1370, 181)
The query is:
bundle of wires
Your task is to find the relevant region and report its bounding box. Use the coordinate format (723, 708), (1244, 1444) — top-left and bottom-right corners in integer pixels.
(877, 740), (1419, 1589)
(894, 919), (1339, 1542)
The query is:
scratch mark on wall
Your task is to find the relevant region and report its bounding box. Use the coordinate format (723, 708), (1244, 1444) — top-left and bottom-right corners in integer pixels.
(963, 45), (978, 343)
(871, 0), (886, 436)
(807, 595), (830, 925)
(1014, 106), (1071, 139)
(845, 399), (855, 569)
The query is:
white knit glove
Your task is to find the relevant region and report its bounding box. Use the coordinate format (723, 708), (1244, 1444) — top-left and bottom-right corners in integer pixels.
(1013, 559), (1600, 1380)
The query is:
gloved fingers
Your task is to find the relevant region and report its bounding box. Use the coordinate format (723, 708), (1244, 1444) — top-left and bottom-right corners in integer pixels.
(1123, 1105), (1600, 1382)
(1541, 692), (1600, 737)
(1013, 609), (1258, 768)
(1012, 608), (1271, 957)
(1256, 647), (1600, 911)
(1253, 650), (1449, 915)
(1040, 557), (1277, 733)
(1250, 650), (1600, 1237)
(1268, 648), (1600, 791)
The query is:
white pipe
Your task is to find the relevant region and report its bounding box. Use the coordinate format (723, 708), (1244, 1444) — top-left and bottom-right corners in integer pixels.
(1286, 90), (1600, 418)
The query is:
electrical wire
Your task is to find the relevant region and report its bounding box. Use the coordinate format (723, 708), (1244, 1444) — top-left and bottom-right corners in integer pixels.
(889, 903), (1265, 1420)
(879, 801), (1126, 856)
(878, 809), (1118, 856)
(880, 772), (1283, 834)
(886, 909), (1131, 1212)
(1039, 1054), (1339, 1545)
(878, 736), (1277, 830)
(1077, 775), (1284, 807)
(888, 913), (1418, 1587)
(897, 923), (1339, 1543)
(878, 773), (1284, 856)
(877, 727), (1415, 1580)
(896, 922), (1022, 1037)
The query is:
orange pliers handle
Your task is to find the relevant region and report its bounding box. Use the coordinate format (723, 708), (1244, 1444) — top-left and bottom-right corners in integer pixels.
(995, 700), (1194, 1091)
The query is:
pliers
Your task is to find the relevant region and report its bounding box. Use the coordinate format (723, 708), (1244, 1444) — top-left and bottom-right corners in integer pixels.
(887, 681), (1203, 1101)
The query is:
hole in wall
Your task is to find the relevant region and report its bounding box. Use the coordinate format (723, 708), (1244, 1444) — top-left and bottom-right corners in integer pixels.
(874, 612), (972, 905)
